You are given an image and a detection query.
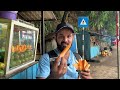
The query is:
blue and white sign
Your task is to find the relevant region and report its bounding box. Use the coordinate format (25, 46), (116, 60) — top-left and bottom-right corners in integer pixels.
(78, 17), (89, 28)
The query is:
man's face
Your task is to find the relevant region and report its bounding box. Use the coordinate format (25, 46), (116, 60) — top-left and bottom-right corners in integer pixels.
(56, 28), (74, 51)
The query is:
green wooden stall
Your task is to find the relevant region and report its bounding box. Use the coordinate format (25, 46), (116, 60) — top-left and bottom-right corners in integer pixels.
(76, 30), (100, 61)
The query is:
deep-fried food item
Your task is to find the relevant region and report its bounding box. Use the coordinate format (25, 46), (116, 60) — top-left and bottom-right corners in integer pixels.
(73, 60), (90, 71)
(84, 64), (90, 71)
(55, 43), (71, 61)
(59, 44), (71, 57)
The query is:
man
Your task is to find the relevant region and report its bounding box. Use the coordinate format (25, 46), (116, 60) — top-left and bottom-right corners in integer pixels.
(36, 22), (92, 79)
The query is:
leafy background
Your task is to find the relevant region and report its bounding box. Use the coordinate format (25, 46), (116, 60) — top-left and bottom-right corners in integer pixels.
(44, 11), (117, 37)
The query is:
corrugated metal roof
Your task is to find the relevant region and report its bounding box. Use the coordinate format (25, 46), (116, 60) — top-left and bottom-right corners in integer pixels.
(18, 11), (56, 21)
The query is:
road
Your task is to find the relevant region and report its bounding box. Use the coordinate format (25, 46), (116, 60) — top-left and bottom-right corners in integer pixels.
(89, 43), (120, 79)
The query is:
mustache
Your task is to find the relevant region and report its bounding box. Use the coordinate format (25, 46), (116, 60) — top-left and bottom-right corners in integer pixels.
(61, 42), (68, 45)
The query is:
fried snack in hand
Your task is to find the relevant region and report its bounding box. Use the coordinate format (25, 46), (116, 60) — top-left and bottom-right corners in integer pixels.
(56, 43), (71, 61)
(73, 59), (90, 71)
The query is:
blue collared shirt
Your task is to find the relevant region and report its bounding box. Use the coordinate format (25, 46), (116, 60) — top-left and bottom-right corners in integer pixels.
(36, 49), (79, 79)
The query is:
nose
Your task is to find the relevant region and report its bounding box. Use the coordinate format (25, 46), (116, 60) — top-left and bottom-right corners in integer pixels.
(63, 36), (68, 42)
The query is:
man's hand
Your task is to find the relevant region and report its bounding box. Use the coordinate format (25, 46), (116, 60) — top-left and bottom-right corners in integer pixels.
(80, 69), (92, 79)
(48, 56), (67, 79)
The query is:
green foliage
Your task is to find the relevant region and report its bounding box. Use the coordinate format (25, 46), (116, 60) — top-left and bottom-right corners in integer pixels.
(44, 11), (118, 37)
(75, 11), (116, 36)
(44, 11), (64, 36)
(74, 27), (78, 33)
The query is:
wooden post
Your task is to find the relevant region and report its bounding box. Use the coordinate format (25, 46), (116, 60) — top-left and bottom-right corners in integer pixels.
(41, 11), (45, 54)
(116, 11), (119, 79)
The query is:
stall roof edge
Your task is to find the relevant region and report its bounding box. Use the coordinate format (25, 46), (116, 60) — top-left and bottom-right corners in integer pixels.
(88, 31), (111, 37)
(17, 11), (57, 21)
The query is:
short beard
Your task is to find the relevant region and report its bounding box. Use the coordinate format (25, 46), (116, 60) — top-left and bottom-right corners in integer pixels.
(57, 43), (66, 52)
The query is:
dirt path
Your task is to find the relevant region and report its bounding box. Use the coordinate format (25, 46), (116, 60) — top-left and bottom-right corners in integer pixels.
(89, 45), (119, 79)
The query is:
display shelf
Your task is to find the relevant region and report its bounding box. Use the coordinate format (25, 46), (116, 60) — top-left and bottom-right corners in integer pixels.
(0, 18), (39, 77)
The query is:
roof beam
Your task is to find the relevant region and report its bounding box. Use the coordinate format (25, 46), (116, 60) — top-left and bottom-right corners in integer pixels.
(25, 19), (56, 22)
